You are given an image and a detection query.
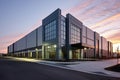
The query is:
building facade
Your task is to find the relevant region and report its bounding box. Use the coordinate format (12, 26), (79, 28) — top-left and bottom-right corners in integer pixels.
(8, 8), (113, 60)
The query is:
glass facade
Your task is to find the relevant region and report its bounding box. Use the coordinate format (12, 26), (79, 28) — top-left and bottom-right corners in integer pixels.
(60, 17), (66, 46)
(45, 20), (56, 41)
(70, 24), (80, 44)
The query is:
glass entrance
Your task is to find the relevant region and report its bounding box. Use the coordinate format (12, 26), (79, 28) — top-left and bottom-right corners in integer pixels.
(45, 44), (56, 60)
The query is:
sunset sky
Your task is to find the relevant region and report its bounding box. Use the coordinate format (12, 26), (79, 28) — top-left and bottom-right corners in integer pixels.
(0, 0), (120, 53)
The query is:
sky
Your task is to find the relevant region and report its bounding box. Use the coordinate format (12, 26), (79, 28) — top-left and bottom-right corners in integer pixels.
(0, 0), (120, 53)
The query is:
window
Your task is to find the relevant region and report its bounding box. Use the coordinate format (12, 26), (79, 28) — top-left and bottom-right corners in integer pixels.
(70, 24), (80, 44)
(45, 20), (56, 41)
(60, 19), (66, 46)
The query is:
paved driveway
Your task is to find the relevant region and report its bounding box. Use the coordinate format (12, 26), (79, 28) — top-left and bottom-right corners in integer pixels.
(0, 58), (120, 80)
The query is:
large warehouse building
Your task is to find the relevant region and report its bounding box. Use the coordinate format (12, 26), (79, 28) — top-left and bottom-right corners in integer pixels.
(8, 9), (113, 60)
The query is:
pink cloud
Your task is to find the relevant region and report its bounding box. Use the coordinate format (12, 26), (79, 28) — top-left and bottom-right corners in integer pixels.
(63, 0), (94, 15)
(91, 13), (120, 29)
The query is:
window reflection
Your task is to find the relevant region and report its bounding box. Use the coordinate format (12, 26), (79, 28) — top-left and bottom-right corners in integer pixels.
(45, 20), (56, 41)
(70, 24), (80, 44)
(60, 19), (66, 46)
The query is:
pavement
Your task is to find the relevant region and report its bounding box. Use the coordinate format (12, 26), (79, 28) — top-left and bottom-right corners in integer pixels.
(4, 56), (120, 78)
(66, 59), (120, 78)
(1, 58), (120, 80)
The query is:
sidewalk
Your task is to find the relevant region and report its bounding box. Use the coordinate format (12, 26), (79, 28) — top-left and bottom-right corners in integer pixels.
(66, 59), (120, 78)
(6, 57), (120, 78)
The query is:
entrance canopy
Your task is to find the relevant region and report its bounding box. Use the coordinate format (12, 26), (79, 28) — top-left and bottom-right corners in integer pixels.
(71, 43), (94, 49)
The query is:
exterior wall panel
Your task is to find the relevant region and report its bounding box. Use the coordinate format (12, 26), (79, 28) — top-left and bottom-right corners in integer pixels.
(14, 42), (18, 52)
(82, 26), (87, 44)
(8, 44), (13, 53)
(101, 37), (108, 58)
(37, 26), (42, 46)
(82, 26), (87, 37)
(108, 41), (113, 58)
(94, 32), (100, 58)
(27, 30), (37, 49)
(17, 37), (26, 51)
(87, 28), (94, 40)
(99, 36), (102, 58)
(86, 27), (94, 47)
(82, 36), (86, 43)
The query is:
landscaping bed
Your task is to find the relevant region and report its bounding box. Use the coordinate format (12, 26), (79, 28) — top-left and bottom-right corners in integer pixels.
(105, 64), (120, 72)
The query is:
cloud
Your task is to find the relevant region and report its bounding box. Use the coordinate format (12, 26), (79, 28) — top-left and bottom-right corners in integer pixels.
(63, 0), (94, 15)
(91, 13), (120, 29)
(107, 31), (120, 42)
